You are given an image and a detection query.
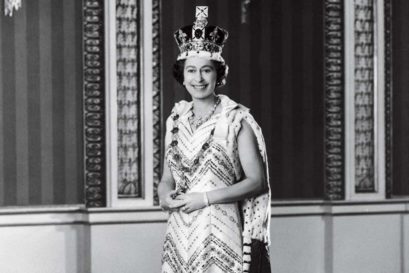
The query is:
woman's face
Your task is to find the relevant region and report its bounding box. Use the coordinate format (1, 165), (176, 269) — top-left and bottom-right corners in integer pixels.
(183, 57), (217, 100)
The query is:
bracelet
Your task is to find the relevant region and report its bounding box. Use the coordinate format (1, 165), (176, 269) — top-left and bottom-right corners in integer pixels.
(203, 192), (210, 207)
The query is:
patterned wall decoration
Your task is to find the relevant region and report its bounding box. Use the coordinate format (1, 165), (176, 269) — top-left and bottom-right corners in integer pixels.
(152, 0), (161, 205)
(384, 0), (392, 197)
(324, 0), (345, 200)
(84, 0), (107, 207)
(116, 0), (142, 198)
(354, 0), (375, 193)
(4, 0), (22, 16)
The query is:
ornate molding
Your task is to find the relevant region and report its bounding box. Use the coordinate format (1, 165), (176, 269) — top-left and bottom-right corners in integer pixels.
(83, 0), (106, 207)
(384, 0), (392, 198)
(324, 0), (344, 200)
(116, 0), (142, 198)
(152, 0), (161, 205)
(4, 0), (21, 16)
(354, 0), (375, 193)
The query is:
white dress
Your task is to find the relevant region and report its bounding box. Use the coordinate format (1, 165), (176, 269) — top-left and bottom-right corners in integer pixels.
(161, 95), (271, 273)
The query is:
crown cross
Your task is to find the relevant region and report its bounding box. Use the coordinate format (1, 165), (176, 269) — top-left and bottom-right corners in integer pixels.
(195, 6), (208, 19)
(193, 6), (208, 41)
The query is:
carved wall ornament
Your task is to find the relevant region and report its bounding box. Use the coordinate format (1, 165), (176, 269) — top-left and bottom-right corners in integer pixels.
(4, 0), (21, 16)
(152, 0), (161, 205)
(384, 0), (392, 197)
(116, 0), (142, 198)
(354, 0), (375, 193)
(324, 0), (345, 200)
(84, 0), (106, 207)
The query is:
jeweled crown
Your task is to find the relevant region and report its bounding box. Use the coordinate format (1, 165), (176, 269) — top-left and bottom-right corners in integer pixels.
(174, 6), (229, 63)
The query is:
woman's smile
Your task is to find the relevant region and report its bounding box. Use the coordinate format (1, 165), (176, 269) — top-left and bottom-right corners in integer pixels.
(183, 56), (217, 99)
(192, 84), (208, 89)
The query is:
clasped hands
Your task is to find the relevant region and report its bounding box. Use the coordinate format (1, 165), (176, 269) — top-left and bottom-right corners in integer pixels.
(160, 190), (208, 213)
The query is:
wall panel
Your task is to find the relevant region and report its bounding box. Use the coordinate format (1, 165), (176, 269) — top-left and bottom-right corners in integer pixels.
(0, 0), (84, 206)
(392, 0), (409, 196)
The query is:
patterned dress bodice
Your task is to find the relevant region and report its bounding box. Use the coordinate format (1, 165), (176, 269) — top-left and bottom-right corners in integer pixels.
(165, 112), (239, 195)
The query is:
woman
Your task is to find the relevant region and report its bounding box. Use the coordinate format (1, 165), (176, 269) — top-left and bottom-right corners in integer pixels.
(159, 6), (271, 273)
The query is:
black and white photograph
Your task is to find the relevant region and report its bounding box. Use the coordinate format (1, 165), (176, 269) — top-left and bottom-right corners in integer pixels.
(0, 0), (408, 272)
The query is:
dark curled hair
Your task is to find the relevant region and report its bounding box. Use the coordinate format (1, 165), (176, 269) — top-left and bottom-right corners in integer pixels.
(172, 59), (228, 87)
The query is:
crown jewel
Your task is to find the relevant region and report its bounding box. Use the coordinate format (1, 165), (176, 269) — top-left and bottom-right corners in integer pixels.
(174, 6), (229, 63)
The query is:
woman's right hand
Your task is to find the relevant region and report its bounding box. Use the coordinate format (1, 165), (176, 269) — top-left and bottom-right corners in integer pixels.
(160, 190), (185, 211)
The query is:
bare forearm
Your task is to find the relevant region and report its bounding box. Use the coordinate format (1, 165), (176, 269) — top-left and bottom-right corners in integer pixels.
(158, 179), (174, 201)
(206, 119), (268, 205)
(158, 160), (175, 202)
(206, 177), (266, 205)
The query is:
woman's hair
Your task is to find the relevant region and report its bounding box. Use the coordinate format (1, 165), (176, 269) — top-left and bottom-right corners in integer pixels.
(172, 59), (228, 88)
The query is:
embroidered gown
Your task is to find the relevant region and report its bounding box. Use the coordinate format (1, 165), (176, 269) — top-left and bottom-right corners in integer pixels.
(161, 95), (271, 273)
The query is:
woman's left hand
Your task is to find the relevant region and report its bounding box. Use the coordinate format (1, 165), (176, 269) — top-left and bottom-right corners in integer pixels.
(174, 192), (207, 213)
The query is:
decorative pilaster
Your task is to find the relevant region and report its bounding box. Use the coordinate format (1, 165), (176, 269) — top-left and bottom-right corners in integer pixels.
(152, 0), (161, 205)
(324, 0), (345, 200)
(354, 0), (375, 193)
(83, 0), (106, 207)
(384, 0), (392, 197)
(116, 0), (142, 198)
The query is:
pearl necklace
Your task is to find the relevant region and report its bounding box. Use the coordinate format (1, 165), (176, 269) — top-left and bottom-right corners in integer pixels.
(189, 96), (221, 130)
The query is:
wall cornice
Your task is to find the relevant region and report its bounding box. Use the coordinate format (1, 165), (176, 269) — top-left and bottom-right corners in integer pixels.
(1, 200), (408, 227)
